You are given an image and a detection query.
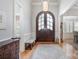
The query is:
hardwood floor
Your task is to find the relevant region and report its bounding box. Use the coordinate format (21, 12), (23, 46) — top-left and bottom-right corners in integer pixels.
(20, 42), (77, 59)
(60, 42), (77, 59)
(20, 50), (32, 59)
(20, 43), (39, 59)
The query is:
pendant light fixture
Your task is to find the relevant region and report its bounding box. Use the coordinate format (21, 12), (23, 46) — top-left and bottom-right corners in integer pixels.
(43, 0), (48, 11)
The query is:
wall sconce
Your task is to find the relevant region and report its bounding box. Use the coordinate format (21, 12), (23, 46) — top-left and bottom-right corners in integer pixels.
(43, 1), (48, 11)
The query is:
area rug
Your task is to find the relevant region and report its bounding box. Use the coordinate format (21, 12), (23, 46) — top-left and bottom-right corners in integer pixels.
(30, 44), (70, 59)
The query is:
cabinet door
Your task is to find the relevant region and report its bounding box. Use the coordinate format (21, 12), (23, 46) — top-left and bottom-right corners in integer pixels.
(10, 40), (19, 59)
(0, 47), (4, 59)
(15, 41), (19, 59)
(10, 42), (16, 59)
(4, 44), (11, 59)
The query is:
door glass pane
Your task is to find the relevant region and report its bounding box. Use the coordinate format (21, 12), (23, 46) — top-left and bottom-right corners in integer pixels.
(47, 14), (52, 19)
(42, 18), (44, 22)
(49, 18), (53, 22)
(38, 13), (54, 30)
(50, 26), (52, 30)
(47, 21), (49, 25)
(42, 21), (44, 25)
(42, 25), (44, 29)
(50, 22), (53, 26)
(47, 13), (53, 30)
(47, 14), (50, 18)
(38, 22), (41, 26)
(38, 13), (44, 30)
(47, 25), (50, 29)
(38, 25), (41, 30)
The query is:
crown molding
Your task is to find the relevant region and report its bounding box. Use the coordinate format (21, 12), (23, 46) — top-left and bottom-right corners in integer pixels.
(32, 2), (58, 6)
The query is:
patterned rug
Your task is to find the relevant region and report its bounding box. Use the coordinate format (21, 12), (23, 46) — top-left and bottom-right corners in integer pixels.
(30, 44), (71, 59)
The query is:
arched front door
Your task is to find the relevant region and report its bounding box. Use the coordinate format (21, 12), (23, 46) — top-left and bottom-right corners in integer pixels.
(36, 11), (55, 42)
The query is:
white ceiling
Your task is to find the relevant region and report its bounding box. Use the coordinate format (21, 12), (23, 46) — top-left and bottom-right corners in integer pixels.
(32, 0), (58, 3)
(32, 0), (59, 6)
(72, 0), (78, 9)
(63, 0), (78, 16)
(64, 8), (78, 16)
(32, 0), (78, 16)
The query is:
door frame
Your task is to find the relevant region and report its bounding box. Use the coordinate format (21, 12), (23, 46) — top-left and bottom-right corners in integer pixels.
(36, 11), (55, 42)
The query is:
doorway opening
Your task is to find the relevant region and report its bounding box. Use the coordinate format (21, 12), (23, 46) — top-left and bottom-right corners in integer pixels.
(36, 11), (55, 42)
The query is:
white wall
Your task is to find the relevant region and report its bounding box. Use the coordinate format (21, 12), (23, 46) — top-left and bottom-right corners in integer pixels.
(0, 0), (32, 52)
(16, 0), (32, 52)
(32, 3), (59, 40)
(0, 0), (14, 41)
(59, 0), (78, 42)
(63, 16), (78, 39)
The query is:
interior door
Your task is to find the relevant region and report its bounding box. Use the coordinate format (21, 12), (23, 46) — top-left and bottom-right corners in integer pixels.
(36, 11), (55, 42)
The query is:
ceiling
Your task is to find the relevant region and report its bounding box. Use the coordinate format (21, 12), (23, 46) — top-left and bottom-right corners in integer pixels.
(64, 0), (78, 16)
(32, 0), (58, 3)
(72, 0), (78, 9)
(32, 0), (78, 16)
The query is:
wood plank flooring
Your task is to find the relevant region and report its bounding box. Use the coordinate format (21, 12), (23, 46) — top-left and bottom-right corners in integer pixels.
(20, 42), (77, 59)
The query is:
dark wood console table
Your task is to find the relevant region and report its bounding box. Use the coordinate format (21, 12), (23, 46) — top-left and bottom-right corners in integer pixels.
(0, 38), (19, 59)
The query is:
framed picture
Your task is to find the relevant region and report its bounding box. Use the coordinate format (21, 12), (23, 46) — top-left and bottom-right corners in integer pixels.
(0, 10), (6, 30)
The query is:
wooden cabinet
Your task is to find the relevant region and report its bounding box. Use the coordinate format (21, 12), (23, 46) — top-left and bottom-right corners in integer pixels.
(0, 40), (19, 59)
(4, 44), (11, 59)
(0, 46), (4, 59)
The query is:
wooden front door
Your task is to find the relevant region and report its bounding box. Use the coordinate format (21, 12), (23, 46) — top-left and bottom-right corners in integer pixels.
(36, 11), (55, 42)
